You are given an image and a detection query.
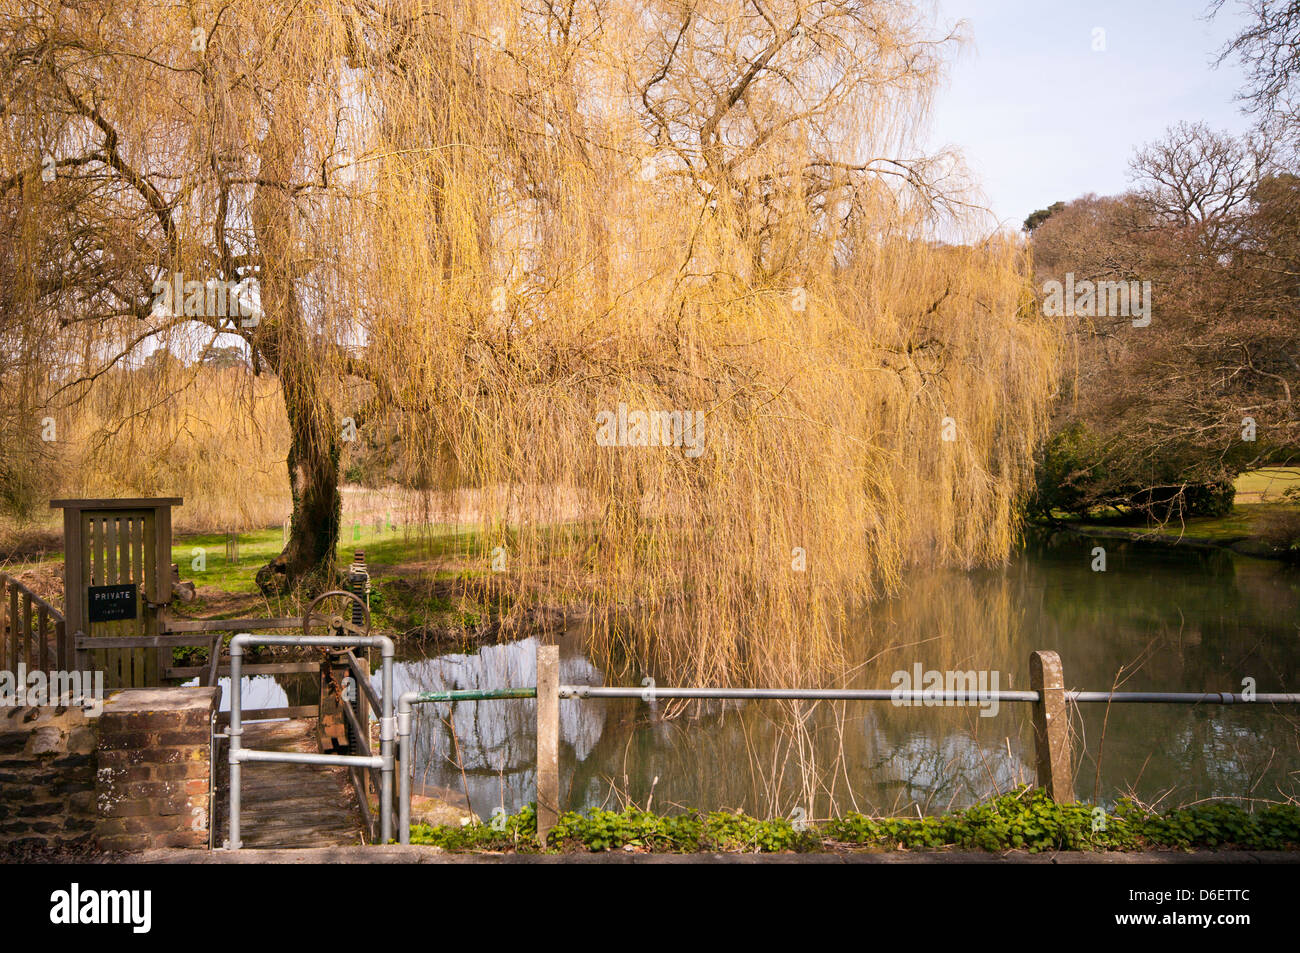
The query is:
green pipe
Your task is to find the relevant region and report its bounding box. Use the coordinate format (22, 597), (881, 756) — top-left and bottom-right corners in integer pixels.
(407, 687), (537, 703)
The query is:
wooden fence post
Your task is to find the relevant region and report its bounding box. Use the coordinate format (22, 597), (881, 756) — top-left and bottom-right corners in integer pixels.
(536, 643), (560, 846)
(1030, 649), (1073, 802)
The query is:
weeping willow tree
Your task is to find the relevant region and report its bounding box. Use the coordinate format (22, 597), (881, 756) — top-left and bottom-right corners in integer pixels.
(0, 0), (1060, 683)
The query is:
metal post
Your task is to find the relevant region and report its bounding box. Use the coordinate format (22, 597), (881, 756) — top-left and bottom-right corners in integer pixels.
(536, 643), (559, 846)
(380, 637), (394, 843)
(228, 637), (244, 849)
(398, 692), (416, 845)
(1030, 649), (1073, 802)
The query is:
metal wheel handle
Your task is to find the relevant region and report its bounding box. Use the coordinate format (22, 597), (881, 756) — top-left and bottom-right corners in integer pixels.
(303, 589), (371, 639)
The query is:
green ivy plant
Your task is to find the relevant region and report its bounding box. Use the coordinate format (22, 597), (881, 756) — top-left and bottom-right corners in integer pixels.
(406, 787), (1300, 854)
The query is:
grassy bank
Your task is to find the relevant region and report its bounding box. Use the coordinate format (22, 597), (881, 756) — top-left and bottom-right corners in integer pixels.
(1234, 467), (1300, 503)
(1056, 502), (1288, 543)
(0, 512), (532, 657)
(163, 522), (514, 648)
(5, 467), (1295, 640)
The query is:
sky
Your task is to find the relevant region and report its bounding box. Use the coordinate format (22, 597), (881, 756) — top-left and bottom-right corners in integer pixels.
(928, 0), (1258, 230)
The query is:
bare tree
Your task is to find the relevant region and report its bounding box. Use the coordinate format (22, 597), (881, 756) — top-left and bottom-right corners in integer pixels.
(1031, 123), (1299, 519)
(1214, 0), (1300, 131)
(1128, 121), (1267, 253)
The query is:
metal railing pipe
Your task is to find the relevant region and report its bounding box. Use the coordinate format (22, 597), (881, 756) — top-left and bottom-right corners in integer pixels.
(1068, 691), (1300, 704)
(227, 637), (244, 849)
(395, 685), (539, 845)
(406, 687), (538, 703)
(560, 686), (1300, 704)
(234, 748), (384, 769)
(559, 686), (1042, 702)
(340, 690), (372, 757)
(398, 691), (418, 845)
(225, 632), (395, 849)
(389, 677), (1300, 848)
(379, 635), (395, 844)
(234, 633), (391, 649)
(344, 650), (384, 715)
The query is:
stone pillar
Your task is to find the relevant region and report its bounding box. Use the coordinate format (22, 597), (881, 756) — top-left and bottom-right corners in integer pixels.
(1029, 650), (1073, 802)
(94, 687), (219, 851)
(535, 644), (559, 846)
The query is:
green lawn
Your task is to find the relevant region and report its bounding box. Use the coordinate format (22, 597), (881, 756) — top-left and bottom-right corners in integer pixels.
(1233, 466), (1300, 503)
(171, 521), (482, 592)
(1061, 504), (1280, 543)
(1127, 503), (1287, 542)
(168, 521), (504, 636)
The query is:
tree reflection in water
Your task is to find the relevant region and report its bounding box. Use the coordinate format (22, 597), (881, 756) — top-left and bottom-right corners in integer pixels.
(386, 537), (1299, 819)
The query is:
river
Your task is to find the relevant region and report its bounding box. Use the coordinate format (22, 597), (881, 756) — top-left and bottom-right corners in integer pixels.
(227, 532), (1300, 820)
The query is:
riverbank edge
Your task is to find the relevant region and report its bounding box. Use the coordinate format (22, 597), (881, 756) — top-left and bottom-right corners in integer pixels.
(1029, 521), (1294, 560)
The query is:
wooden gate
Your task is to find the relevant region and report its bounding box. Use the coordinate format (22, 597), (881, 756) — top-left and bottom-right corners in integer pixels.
(52, 498), (180, 688)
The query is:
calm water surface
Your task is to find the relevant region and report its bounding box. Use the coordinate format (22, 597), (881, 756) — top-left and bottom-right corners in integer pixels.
(245, 533), (1300, 819)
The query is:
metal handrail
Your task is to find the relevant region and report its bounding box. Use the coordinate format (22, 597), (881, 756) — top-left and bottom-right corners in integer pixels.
(394, 679), (1300, 844)
(1069, 691), (1300, 704)
(226, 632), (395, 849)
(344, 649), (384, 715)
(338, 648), (391, 841)
(397, 687), (539, 842)
(559, 686), (1300, 704)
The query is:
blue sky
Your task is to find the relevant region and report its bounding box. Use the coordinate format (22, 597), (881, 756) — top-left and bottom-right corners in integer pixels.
(928, 0), (1257, 229)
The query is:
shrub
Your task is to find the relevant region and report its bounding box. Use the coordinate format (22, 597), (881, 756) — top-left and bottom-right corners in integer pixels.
(1180, 480), (1237, 517)
(1030, 423), (1107, 519)
(1260, 508), (1300, 557)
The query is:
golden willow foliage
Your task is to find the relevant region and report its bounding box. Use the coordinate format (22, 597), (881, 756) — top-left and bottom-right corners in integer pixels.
(60, 365), (291, 533)
(0, 0), (1059, 683)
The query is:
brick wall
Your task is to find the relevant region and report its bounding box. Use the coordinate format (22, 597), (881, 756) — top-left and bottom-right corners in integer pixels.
(0, 686), (219, 852)
(0, 706), (98, 849)
(94, 687), (219, 851)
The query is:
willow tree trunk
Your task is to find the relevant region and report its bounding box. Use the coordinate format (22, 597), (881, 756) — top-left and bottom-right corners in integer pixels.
(250, 319), (344, 595)
(250, 97), (343, 593)
(256, 350), (343, 593)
